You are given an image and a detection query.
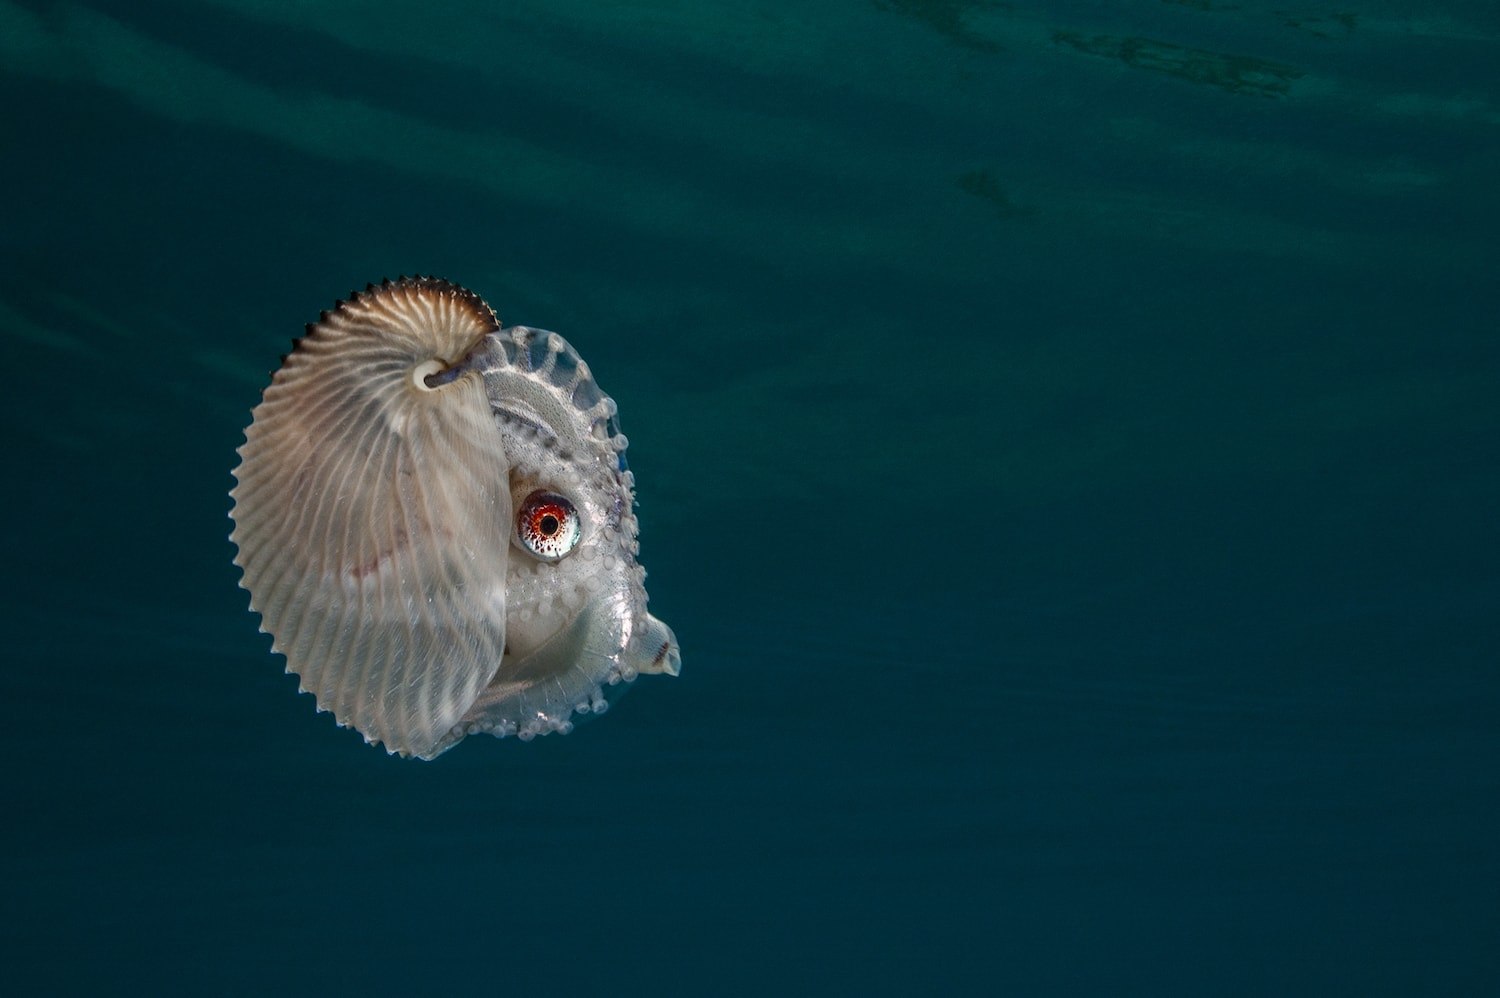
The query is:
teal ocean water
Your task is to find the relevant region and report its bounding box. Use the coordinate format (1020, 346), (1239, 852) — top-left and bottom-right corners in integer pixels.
(3, 1), (1497, 993)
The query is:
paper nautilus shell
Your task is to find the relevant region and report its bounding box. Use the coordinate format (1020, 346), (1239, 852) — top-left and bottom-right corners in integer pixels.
(229, 277), (679, 758)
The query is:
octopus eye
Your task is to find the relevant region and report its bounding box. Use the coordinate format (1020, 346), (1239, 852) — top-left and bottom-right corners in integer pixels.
(516, 491), (581, 561)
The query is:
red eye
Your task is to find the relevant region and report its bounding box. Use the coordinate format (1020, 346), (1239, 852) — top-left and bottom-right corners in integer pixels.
(516, 491), (581, 560)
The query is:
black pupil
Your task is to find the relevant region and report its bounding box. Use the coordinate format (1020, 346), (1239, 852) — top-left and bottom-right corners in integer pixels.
(539, 513), (560, 536)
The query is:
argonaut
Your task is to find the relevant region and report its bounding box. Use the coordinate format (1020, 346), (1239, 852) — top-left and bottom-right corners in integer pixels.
(229, 277), (679, 758)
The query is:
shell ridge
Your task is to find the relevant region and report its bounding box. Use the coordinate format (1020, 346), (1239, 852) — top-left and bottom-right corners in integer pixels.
(319, 392), (404, 723)
(233, 349), (383, 661)
(321, 409), (398, 728)
(278, 394), (385, 697)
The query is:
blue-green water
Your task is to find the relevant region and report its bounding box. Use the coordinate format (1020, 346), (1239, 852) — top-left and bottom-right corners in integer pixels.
(3, 1), (1497, 993)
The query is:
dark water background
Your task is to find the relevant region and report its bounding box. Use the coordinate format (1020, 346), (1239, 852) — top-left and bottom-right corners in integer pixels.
(2, 1), (1497, 993)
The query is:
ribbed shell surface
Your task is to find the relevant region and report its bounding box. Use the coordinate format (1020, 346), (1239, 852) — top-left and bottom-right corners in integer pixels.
(229, 278), (510, 758)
